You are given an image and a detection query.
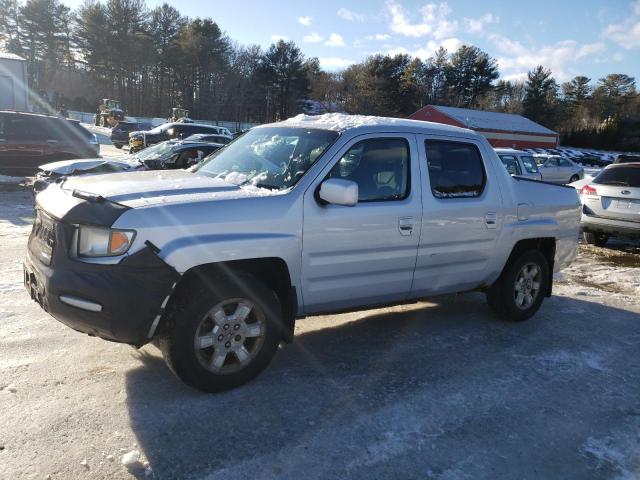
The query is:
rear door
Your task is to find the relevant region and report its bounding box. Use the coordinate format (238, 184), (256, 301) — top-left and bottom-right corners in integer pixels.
(2, 114), (48, 175)
(411, 135), (504, 296)
(557, 158), (575, 183)
(540, 157), (560, 182)
(301, 134), (421, 313)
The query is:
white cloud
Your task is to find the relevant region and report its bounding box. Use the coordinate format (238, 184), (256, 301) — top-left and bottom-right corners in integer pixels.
(319, 57), (355, 70)
(576, 42), (606, 58)
(602, 0), (640, 49)
(337, 8), (365, 22)
(613, 52), (624, 61)
(603, 21), (640, 49)
(386, 37), (463, 60)
(298, 16), (312, 26)
(488, 34), (608, 81)
(367, 33), (392, 41)
(325, 33), (345, 47)
(387, 1), (458, 39)
(462, 13), (498, 34)
(270, 35), (288, 42)
(303, 32), (323, 43)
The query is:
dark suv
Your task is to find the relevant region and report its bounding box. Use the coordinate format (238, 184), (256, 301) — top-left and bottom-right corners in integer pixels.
(0, 111), (100, 176)
(110, 121), (151, 149)
(129, 122), (231, 152)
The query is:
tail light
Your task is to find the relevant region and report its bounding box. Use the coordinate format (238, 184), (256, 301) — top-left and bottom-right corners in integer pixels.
(580, 185), (599, 197)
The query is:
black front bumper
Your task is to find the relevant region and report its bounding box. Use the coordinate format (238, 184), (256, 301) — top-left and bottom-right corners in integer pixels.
(24, 217), (180, 346)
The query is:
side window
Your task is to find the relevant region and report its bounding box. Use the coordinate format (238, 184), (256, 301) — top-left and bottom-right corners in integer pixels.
(499, 155), (520, 175)
(546, 158), (559, 167)
(5, 116), (38, 140)
(426, 140), (486, 198)
(559, 158), (572, 167)
(520, 155), (539, 173)
(328, 138), (410, 202)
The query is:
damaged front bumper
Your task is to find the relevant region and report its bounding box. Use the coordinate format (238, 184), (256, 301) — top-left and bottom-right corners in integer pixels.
(24, 215), (180, 346)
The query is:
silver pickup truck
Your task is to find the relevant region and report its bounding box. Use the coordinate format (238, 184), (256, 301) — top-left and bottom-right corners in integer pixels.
(24, 114), (581, 392)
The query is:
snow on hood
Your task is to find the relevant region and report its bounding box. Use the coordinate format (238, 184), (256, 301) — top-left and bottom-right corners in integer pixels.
(59, 169), (282, 208)
(38, 158), (137, 176)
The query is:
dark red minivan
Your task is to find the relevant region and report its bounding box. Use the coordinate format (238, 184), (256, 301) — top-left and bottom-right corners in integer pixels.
(0, 111), (100, 176)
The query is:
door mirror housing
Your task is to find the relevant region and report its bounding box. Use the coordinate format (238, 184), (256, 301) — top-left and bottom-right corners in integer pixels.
(319, 178), (358, 206)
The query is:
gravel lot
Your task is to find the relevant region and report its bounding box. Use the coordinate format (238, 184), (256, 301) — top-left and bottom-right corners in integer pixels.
(1, 136), (639, 479)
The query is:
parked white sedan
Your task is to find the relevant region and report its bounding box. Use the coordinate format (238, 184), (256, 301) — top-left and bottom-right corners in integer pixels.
(534, 155), (584, 184)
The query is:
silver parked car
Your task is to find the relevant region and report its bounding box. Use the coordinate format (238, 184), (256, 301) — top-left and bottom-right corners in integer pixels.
(534, 155), (584, 184)
(495, 148), (542, 181)
(580, 163), (640, 246)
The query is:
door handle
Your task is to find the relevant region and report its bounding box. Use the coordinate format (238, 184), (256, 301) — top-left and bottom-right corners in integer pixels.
(47, 140), (58, 144)
(485, 212), (498, 229)
(398, 217), (415, 236)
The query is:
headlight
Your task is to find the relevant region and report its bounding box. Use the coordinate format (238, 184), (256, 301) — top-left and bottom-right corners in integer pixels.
(77, 226), (136, 257)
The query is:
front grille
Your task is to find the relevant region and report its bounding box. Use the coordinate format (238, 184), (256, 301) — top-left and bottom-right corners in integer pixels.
(29, 210), (56, 265)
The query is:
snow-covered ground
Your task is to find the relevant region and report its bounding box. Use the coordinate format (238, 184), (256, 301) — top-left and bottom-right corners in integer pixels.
(1, 179), (640, 479)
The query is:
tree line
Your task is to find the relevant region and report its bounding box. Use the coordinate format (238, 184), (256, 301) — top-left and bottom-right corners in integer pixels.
(0, 0), (638, 150)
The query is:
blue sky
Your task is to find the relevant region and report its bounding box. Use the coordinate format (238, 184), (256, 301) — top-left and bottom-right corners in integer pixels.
(63, 0), (640, 83)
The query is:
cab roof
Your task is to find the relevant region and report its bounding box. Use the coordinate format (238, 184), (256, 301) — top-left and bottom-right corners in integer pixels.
(273, 113), (477, 137)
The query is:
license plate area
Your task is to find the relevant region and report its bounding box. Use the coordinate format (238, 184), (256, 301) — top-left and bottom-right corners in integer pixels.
(23, 264), (47, 311)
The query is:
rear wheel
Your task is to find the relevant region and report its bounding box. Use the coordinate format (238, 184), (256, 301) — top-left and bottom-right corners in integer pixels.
(114, 144), (123, 149)
(158, 274), (282, 392)
(569, 174), (579, 183)
(486, 250), (549, 322)
(583, 231), (609, 247)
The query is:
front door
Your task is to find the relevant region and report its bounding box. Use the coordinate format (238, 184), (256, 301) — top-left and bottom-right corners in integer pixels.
(301, 134), (421, 314)
(411, 136), (504, 297)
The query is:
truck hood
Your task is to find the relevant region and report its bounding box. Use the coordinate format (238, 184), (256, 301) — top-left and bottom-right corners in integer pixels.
(58, 169), (280, 208)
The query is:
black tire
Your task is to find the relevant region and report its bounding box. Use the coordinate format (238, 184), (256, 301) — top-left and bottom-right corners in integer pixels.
(583, 231), (609, 247)
(158, 274), (283, 392)
(114, 143), (123, 149)
(486, 250), (549, 322)
(569, 175), (579, 183)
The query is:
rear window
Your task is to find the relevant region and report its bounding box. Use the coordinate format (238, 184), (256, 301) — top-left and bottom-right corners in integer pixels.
(520, 156), (539, 173)
(426, 141), (486, 198)
(499, 155), (520, 175)
(68, 121), (94, 140)
(594, 167), (640, 188)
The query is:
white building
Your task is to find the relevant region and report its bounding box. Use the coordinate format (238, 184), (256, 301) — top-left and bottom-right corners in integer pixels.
(0, 51), (29, 111)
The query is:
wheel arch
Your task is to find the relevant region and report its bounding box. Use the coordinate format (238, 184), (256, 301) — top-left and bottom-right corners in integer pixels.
(159, 257), (297, 342)
(502, 237), (556, 297)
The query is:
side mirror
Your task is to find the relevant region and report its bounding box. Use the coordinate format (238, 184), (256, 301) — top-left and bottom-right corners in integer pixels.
(319, 178), (358, 206)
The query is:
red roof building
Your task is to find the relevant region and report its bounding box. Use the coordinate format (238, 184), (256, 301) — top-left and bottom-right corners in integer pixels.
(409, 105), (559, 149)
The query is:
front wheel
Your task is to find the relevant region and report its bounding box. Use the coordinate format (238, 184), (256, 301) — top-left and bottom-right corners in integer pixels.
(114, 143), (123, 149)
(158, 274), (283, 392)
(583, 231), (609, 247)
(486, 250), (549, 322)
(569, 174), (579, 183)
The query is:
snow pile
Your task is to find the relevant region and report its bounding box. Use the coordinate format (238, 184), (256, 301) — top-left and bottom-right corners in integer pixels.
(121, 450), (140, 466)
(0, 175), (26, 184)
(283, 113), (401, 131)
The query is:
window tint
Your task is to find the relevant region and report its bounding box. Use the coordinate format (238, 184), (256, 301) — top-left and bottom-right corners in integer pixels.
(426, 141), (485, 198)
(520, 155), (539, 173)
(499, 155), (520, 175)
(559, 158), (572, 167)
(5, 116), (38, 140)
(329, 138), (409, 202)
(593, 167), (640, 188)
(546, 158), (559, 167)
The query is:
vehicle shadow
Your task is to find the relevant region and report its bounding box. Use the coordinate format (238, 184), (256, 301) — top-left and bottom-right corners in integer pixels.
(124, 293), (640, 480)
